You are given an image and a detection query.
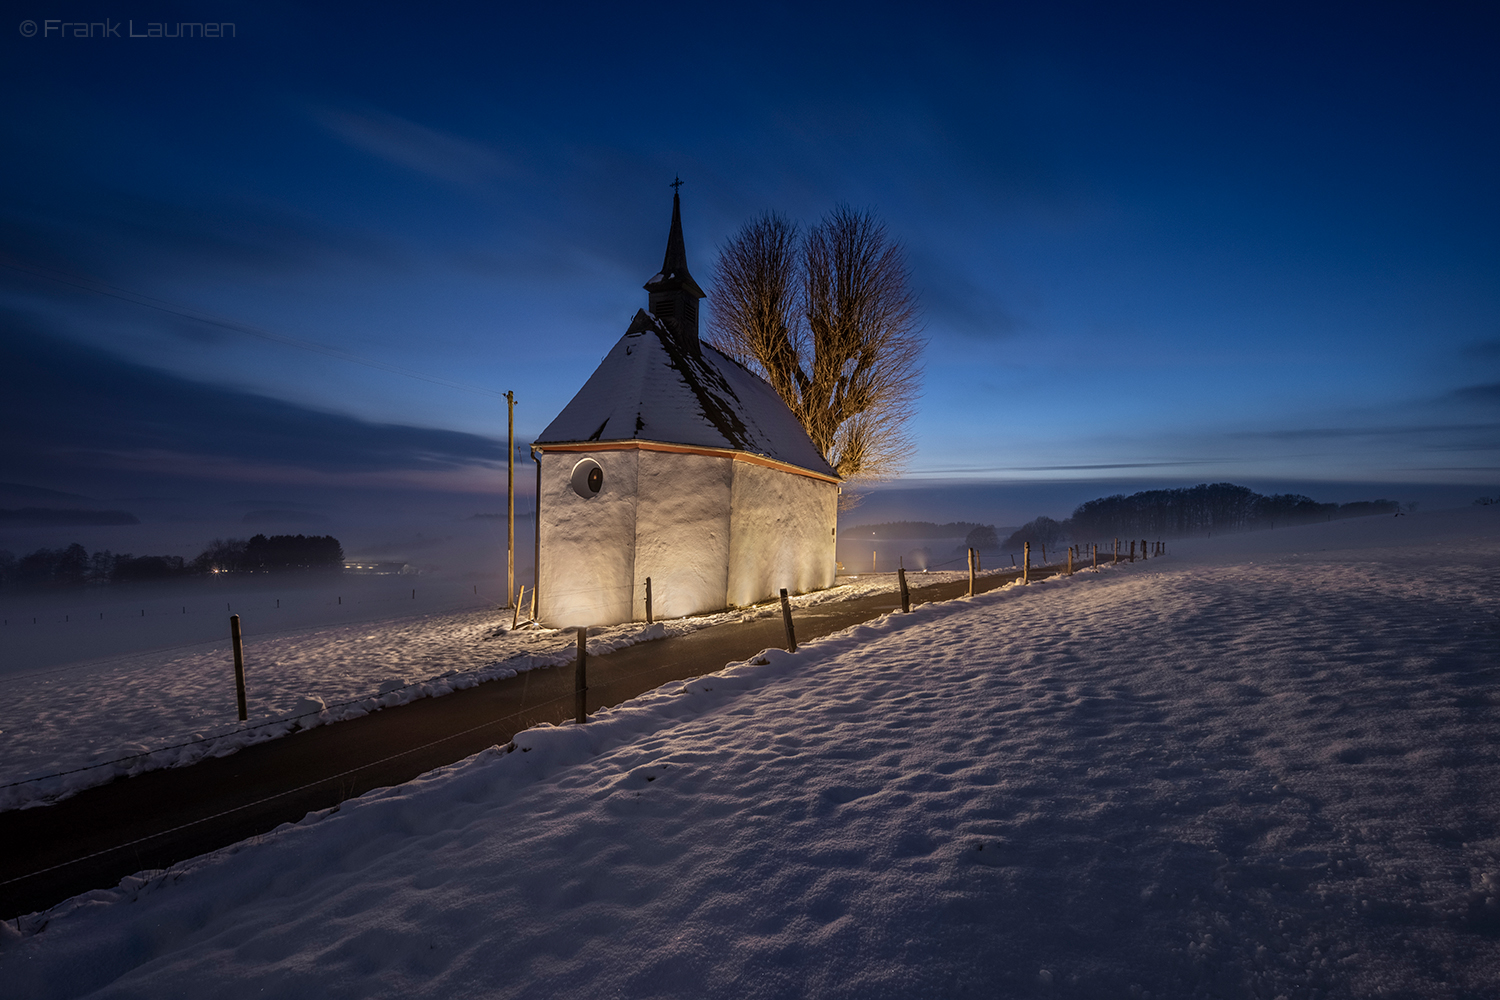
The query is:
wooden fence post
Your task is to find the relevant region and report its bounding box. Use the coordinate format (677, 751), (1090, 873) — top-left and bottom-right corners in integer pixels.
(1023, 542), (1030, 584)
(779, 588), (797, 652)
(968, 547), (976, 595)
(1092, 542), (1098, 569)
(512, 586), (525, 629)
(1114, 538), (1119, 563)
(1067, 546), (1073, 576)
(898, 566), (911, 613)
(645, 576), (653, 625)
(575, 627), (588, 724)
(230, 614), (247, 722)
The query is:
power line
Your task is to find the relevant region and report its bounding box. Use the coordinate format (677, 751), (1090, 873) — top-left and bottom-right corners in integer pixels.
(0, 254), (512, 400)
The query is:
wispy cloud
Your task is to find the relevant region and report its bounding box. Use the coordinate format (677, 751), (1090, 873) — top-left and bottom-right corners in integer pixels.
(1231, 423), (1500, 441)
(0, 189), (404, 291)
(314, 107), (509, 190)
(906, 460), (1221, 476)
(1451, 383), (1500, 403)
(0, 313), (508, 488)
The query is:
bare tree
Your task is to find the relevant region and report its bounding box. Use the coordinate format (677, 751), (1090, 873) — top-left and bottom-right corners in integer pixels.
(710, 206), (922, 495)
(708, 211), (805, 413)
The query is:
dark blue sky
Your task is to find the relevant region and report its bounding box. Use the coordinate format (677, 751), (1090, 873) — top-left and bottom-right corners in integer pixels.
(3, 1), (1497, 509)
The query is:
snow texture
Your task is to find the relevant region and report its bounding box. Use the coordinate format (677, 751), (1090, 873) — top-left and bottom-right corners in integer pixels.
(534, 311), (835, 478)
(0, 571), (958, 812)
(3, 507), (1498, 1000)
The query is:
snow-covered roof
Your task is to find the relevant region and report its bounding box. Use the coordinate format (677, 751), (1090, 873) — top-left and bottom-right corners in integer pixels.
(535, 310), (837, 479)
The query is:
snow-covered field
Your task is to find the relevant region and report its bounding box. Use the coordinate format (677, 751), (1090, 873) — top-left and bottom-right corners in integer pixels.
(0, 570), (976, 811)
(3, 507), (1497, 999)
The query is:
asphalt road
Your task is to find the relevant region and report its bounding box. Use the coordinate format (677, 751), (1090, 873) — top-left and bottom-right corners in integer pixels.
(0, 556), (1123, 919)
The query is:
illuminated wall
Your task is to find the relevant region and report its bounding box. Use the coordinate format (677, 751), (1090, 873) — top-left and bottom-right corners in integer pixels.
(631, 450), (733, 621)
(535, 448), (640, 627)
(726, 461), (838, 606)
(535, 447), (837, 627)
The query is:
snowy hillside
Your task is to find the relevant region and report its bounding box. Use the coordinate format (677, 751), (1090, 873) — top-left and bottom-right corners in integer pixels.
(2, 507), (1497, 999)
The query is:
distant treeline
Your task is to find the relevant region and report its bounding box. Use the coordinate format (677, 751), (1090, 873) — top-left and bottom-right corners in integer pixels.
(198, 535), (345, 573)
(1000, 483), (1403, 549)
(844, 521), (989, 539)
(0, 534), (344, 590)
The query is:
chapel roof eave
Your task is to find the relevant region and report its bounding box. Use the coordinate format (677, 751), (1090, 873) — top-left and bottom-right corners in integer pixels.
(642, 270), (706, 298)
(531, 438), (842, 485)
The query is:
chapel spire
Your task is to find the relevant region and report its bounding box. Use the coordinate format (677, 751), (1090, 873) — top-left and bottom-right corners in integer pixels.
(661, 178), (689, 278)
(644, 177), (706, 354)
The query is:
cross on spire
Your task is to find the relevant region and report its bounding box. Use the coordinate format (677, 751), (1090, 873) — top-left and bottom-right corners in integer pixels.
(670, 175), (684, 193)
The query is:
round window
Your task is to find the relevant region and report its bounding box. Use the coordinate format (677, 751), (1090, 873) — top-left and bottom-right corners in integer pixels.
(570, 458), (604, 499)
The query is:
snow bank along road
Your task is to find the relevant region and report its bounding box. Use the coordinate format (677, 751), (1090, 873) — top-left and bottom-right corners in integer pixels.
(0, 564), (1037, 918)
(0, 565), (997, 813)
(4, 507), (1497, 999)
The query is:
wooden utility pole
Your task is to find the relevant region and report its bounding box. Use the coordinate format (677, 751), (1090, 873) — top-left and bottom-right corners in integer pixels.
(505, 391), (516, 607)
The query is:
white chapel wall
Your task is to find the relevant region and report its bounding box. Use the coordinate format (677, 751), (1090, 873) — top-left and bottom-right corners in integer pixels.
(726, 463), (838, 607)
(631, 450), (733, 620)
(537, 449), (639, 627)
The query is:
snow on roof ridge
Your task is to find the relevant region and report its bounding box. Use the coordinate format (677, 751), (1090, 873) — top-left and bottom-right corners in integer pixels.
(535, 312), (836, 478)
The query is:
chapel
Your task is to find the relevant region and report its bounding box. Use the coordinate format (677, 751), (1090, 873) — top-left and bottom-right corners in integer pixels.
(531, 188), (839, 626)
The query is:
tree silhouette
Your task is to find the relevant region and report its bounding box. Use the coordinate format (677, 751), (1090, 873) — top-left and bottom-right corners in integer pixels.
(711, 206), (923, 497)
